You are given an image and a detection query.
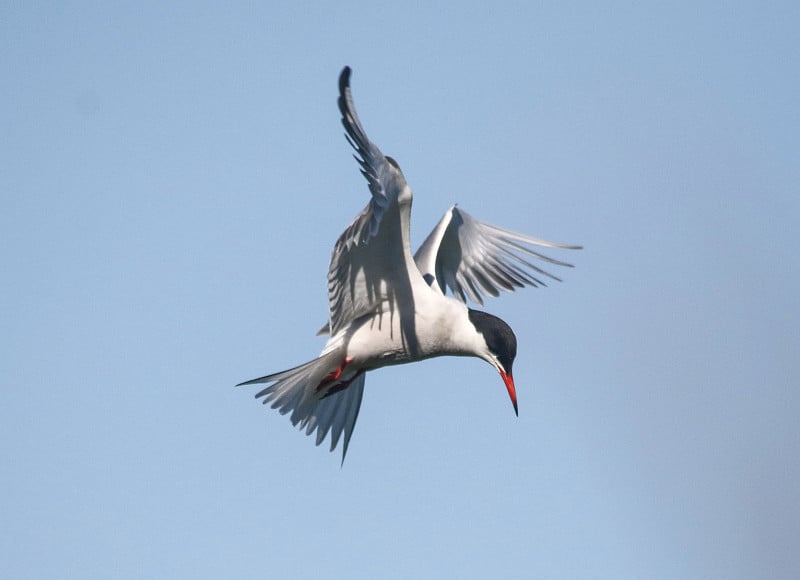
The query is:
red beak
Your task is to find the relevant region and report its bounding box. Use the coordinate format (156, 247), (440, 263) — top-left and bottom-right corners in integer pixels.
(499, 369), (518, 416)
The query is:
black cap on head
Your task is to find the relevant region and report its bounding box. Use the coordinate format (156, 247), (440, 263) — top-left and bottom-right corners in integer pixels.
(467, 309), (517, 374)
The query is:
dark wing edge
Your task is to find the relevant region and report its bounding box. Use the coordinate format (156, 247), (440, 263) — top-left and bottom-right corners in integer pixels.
(337, 66), (390, 242)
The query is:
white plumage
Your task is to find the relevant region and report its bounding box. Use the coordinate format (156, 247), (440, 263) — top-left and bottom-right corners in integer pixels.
(239, 67), (580, 461)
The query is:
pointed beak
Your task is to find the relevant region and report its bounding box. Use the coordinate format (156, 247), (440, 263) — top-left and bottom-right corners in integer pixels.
(499, 369), (518, 416)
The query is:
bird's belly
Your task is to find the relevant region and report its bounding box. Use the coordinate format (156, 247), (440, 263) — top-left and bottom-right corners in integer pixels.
(345, 299), (466, 368)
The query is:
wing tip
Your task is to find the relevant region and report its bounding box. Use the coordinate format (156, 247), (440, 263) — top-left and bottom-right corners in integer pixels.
(235, 377), (261, 387)
(339, 66), (352, 93)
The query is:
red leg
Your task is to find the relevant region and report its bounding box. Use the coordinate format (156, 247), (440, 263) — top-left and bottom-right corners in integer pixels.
(315, 357), (353, 393)
(321, 368), (365, 399)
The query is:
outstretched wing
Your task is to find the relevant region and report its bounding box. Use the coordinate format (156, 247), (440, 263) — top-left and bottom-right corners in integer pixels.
(327, 66), (418, 335)
(414, 206), (582, 304)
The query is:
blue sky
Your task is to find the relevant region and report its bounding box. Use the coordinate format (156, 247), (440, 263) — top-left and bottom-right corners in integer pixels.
(2, 2), (798, 578)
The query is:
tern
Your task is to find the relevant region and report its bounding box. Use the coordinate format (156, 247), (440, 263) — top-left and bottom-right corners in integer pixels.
(239, 67), (581, 460)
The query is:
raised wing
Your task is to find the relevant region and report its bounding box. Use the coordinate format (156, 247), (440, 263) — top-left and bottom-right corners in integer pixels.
(327, 66), (417, 335)
(414, 206), (582, 304)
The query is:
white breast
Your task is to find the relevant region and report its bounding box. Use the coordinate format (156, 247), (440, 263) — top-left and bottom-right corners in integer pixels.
(341, 291), (486, 369)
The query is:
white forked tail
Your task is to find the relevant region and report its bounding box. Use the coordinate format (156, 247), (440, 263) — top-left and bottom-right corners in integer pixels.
(237, 350), (367, 462)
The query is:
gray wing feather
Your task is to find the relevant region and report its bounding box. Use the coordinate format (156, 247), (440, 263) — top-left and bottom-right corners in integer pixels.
(238, 349), (366, 462)
(327, 67), (415, 334)
(338, 66), (390, 239)
(414, 206), (581, 305)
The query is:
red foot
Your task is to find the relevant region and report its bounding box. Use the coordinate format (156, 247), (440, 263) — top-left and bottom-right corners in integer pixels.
(321, 369), (365, 399)
(315, 358), (353, 393)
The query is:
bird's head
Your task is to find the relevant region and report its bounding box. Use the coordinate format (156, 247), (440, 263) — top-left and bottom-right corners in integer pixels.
(467, 309), (519, 415)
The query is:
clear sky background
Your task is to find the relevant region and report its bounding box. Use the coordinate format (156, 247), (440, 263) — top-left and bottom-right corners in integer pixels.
(2, 2), (798, 579)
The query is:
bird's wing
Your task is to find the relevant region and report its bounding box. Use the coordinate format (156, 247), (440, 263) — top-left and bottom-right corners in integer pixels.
(414, 206), (582, 304)
(327, 66), (419, 334)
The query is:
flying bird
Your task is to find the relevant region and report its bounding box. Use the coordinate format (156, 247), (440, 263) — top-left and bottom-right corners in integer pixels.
(238, 67), (581, 460)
